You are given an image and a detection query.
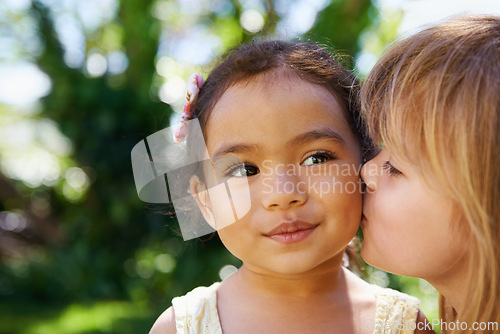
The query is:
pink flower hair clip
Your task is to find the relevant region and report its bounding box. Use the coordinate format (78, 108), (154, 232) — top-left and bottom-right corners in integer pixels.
(173, 73), (204, 143)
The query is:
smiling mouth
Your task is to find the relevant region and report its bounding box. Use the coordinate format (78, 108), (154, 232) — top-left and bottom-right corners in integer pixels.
(264, 221), (319, 244)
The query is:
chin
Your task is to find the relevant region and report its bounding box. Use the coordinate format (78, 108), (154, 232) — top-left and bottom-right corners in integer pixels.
(270, 253), (335, 275)
(359, 242), (372, 265)
(360, 241), (386, 271)
(361, 247), (416, 277)
(269, 260), (319, 275)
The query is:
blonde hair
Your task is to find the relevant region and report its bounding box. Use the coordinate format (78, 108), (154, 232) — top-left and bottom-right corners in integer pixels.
(360, 15), (500, 333)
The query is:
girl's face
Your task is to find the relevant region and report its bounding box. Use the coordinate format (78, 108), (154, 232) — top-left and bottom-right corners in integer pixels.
(360, 148), (467, 281)
(203, 75), (362, 275)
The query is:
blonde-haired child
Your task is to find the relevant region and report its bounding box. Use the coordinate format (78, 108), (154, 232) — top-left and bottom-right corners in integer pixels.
(360, 15), (500, 334)
(141, 40), (432, 333)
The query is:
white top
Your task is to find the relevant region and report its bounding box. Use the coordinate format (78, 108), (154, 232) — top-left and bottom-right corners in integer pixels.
(171, 282), (420, 334)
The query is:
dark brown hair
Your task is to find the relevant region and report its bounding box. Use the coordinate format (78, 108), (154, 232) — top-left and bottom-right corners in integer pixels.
(192, 40), (372, 157)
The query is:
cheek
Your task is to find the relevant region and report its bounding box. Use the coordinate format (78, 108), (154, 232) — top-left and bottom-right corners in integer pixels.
(217, 222), (249, 261)
(210, 178), (252, 230)
(361, 187), (421, 271)
(369, 196), (409, 244)
(378, 184), (449, 248)
(363, 186), (464, 277)
(367, 179), (418, 237)
(315, 173), (363, 233)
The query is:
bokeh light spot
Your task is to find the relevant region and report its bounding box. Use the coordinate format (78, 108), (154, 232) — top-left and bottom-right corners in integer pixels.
(240, 9), (264, 33)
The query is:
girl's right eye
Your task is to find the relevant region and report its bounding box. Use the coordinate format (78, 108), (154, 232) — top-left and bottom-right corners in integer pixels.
(226, 163), (260, 177)
(382, 161), (403, 176)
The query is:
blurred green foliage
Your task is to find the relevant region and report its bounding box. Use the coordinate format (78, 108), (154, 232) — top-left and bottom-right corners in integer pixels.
(0, 0), (439, 333)
(306, 0), (375, 67)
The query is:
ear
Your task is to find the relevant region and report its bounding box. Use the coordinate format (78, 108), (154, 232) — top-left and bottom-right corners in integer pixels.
(189, 175), (216, 229)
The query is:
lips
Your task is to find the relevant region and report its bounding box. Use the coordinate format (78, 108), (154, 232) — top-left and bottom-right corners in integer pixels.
(264, 220), (319, 244)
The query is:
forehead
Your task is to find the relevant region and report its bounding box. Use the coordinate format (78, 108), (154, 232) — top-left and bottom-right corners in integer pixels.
(205, 75), (359, 156)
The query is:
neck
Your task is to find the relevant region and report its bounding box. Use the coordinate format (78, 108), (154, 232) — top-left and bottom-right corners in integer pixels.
(231, 255), (346, 298)
(426, 262), (468, 320)
(432, 282), (465, 320)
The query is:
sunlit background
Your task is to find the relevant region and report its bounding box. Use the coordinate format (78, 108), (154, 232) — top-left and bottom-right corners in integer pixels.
(0, 0), (499, 333)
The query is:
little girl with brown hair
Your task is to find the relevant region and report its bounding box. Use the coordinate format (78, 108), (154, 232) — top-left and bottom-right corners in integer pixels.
(137, 40), (431, 333)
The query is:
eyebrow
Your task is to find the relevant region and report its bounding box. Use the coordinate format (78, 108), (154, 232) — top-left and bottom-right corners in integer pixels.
(286, 128), (346, 147)
(212, 128), (345, 157)
(213, 143), (262, 157)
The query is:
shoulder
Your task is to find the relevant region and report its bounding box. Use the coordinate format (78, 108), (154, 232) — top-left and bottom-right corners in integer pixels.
(149, 306), (176, 334)
(375, 287), (420, 322)
(375, 287), (420, 307)
(150, 282), (221, 334)
(172, 282), (220, 313)
(343, 269), (435, 333)
(374, 287), (437, 333)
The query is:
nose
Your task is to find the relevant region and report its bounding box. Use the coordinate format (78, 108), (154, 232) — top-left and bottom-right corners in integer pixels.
(261, 172), (307, 210)
(361, 156), (380, 192)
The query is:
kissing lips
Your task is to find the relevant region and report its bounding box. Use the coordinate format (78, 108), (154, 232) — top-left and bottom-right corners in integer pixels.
(264, 220), (319, 244)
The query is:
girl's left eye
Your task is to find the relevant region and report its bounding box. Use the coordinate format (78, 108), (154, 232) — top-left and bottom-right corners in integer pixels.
(302, 151), (336, 166)
(382, 161), (403, 176)
(226, 163), (259, 177)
